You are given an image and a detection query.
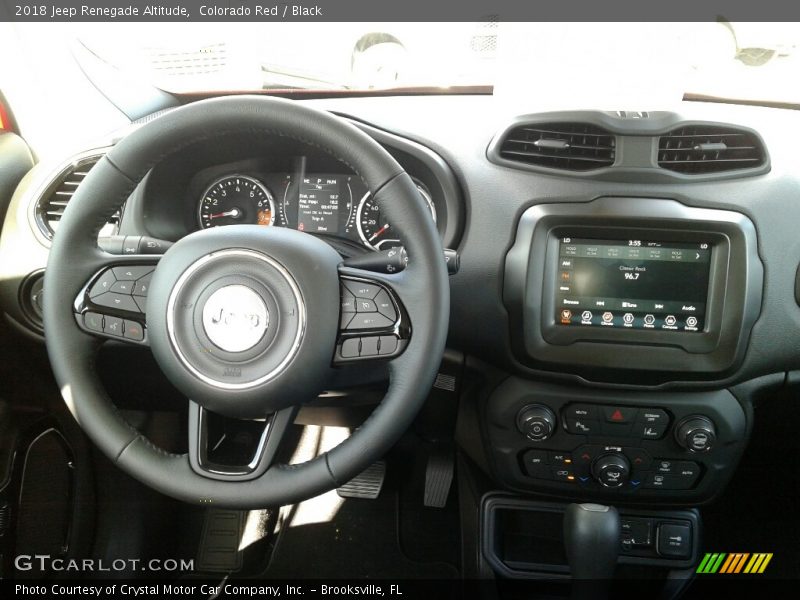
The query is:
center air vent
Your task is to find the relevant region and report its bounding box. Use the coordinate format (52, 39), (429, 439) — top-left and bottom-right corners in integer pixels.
(658, 125), (766, 174)
(35, 155), (103, 240)
(498, 123), (616, 171)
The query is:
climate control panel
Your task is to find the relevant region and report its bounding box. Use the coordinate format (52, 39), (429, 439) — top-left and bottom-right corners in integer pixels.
(484, 378), (748, 503)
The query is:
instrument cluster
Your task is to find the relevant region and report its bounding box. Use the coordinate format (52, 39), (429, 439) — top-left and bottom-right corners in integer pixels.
(196, 171), (436, 251)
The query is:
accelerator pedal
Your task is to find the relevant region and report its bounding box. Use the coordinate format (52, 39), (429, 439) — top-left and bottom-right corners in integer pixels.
(424, 446), (455, 508)
(337, 460), (386, 499)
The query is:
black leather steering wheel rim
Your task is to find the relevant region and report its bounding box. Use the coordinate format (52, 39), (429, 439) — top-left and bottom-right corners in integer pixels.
(43, 96), (449, 508)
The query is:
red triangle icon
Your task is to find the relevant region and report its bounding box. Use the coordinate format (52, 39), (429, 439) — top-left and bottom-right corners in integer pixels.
(611, 409), (624, 421)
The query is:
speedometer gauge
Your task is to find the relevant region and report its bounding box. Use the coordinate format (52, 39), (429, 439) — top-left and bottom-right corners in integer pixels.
(357, 183), (436, 251)
(198, 175), (275, 229)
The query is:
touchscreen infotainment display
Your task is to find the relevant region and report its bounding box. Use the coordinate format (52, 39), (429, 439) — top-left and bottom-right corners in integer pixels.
(556, 237), (712, 332)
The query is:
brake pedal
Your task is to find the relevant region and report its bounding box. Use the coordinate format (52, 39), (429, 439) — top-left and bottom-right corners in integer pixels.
(337, 461), (386, 499)
(196, 509), (245, 573)
(424, 446), (454, 508)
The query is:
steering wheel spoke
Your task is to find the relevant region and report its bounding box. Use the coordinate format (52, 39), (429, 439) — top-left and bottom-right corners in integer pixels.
(188, 401), (296, 481)
(334, 268), (411, 364)
(73, 254), (161, 346)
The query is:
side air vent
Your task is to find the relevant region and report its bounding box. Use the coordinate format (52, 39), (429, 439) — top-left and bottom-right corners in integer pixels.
(658, 125), (766, 174)
(498, 123), (616, 171)
(35, 155), (108, 240)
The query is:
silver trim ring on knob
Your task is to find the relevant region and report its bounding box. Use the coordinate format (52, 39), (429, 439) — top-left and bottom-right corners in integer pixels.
(166, 249), (306, 390)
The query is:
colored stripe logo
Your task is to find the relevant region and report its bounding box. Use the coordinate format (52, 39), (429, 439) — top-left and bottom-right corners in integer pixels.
(697, 552), (773, 574)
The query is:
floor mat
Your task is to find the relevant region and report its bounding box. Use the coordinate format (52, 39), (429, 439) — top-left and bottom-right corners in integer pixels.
(261, 487), (458, 579)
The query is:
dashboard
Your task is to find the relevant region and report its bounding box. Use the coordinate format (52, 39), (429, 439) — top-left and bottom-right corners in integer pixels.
(2, 94), (800, 528)
(2, 97), (799, 386)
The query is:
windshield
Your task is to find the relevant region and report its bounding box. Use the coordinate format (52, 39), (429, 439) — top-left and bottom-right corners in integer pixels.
(2, 22), (799, 155)
(11, 22), (800, 100)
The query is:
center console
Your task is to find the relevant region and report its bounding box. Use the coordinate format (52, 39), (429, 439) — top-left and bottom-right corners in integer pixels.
(477, 197), (760, 589)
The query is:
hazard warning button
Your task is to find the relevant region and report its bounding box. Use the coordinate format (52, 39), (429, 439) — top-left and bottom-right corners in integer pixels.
(602, 406), (638, 424)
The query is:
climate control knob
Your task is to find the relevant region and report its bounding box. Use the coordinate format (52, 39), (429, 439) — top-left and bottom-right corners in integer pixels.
(592, 453), (630, 488)
(675, 416), (716, 452)
(516, 404), (557, 442)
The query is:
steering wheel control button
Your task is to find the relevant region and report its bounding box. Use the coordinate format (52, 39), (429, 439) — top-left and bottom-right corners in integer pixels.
(112, 266), (154, 281)
(346, 312), (394, 330)
(360, 336), (380, 357)
(201, 285), (270, 353)
(516, 405), (557, 442)
(340, 338), (360, 358)
(132, 297), (147, 313)
(83, 311), (104, 333)
(123, 320), (145, 341)
(93, 292), (140, 313)
(356, 298), (378, 313)
(89, 271), (117, 297)
(338, 335), (400, 360)
(103, 315), (124, 336)
(675, 416), (716, 452)
(110, 281), (133, 295)
(373, 290), (397, 320)
(343, 280), (381, 299)
(657, 523), (692, 559)
(133, 273), (152, 297)
(378, 335), (398, 355)
(340, 289), (356, 313)
(592, 453), (631, 488)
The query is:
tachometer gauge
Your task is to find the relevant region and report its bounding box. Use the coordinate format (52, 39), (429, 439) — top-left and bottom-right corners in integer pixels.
(357, 183), (436, 251)
(198, 175), (275, 229)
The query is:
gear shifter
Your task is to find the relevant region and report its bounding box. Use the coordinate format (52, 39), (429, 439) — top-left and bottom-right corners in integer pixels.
(563, 503), (620, 596)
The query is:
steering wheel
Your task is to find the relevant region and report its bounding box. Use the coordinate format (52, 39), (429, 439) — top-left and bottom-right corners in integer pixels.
(42, 96), (449, 508)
